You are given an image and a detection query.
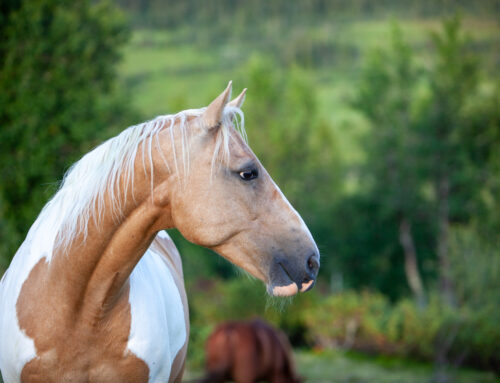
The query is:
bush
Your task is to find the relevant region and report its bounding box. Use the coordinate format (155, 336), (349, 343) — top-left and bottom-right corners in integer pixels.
(302, 290), (391, 351)
(302, 289), (499, 372)
(386, 296), (453, 359)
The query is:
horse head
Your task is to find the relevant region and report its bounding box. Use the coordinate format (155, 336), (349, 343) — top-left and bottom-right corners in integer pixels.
(168, 82), (320, 296)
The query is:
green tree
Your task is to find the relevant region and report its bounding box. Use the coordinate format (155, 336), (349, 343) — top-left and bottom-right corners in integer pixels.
(351, 17), (500, 303)
(0, 0), (134, 268)
(416, 16), (499, 304)
(353, 24), (428, 306)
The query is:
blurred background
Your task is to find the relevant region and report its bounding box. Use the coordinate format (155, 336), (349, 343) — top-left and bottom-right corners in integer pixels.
(1, 1), (499, 382)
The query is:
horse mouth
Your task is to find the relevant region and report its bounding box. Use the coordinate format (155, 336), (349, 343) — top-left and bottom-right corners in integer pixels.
(266, 261), (316, 297)
(267, 262), (299, 297)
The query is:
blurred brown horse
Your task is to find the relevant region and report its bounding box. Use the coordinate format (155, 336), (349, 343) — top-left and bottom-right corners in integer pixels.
(202, 319), (302, 383)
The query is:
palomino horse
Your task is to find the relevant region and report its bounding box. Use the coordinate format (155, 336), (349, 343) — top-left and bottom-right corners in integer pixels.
(0, 82), (319, 383)
(203, 319), (302, 383)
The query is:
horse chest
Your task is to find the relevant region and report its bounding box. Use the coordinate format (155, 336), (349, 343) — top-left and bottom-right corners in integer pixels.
(0, 242), (187, 383)
(127, 249), (188, 382)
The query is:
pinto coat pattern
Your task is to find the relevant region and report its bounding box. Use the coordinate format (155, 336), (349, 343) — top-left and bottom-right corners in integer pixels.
(0, 83), (319, 382)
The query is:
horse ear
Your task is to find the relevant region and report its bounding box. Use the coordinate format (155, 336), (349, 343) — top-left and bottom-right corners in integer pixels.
(227, 88), (247, 109)
(202, 81), (232, 130)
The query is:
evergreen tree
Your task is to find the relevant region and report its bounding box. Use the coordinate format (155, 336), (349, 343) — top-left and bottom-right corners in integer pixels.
(353, 24), (428, 305)
(352, 17), (500, 302)
(0, 0), (133, 268)
(417, 16), (499, 304)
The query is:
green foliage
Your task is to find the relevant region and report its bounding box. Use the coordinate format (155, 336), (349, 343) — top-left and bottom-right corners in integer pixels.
(350, 17), (500, 303)
(302, 290), (499, 371)
(417, 16), (482, 218)
(448, 227), (500, 309)
(349, 23), (433, 301)
(446, 228), (500, 370)
(458, 86), (500, 233)
(326, 195), (414, 298)
(115, 0), (500, 30)
(386, 296), (454, 359)
(0, 0), (135, 264)
(303, 291), (392, 349)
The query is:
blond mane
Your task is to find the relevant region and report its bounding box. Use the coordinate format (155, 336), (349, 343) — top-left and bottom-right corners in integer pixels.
(34, 105), (245, 256)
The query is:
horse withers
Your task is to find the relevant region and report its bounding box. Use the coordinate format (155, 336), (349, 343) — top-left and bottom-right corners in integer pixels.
(0, 82), (319, 382)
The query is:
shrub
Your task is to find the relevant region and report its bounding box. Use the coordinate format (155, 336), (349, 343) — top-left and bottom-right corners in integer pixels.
(186, 274), (499, 372)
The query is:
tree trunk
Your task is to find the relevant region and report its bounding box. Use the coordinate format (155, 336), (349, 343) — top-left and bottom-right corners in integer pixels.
(399, 217), (426, 307)
(437, 175), (455, 305)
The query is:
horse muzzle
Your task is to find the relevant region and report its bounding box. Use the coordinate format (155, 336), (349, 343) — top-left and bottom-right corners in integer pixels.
(267, 252), (319, 297)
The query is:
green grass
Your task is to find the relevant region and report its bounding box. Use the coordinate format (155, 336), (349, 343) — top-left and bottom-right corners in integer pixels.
(343, 18), (499, 49)
(295, 350), (500, 383)
(183, 349), (500, 383)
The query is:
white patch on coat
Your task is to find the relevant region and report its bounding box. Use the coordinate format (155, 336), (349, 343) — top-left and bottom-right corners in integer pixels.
(127, 232), (186, 382)
(0, 222), (44, 383)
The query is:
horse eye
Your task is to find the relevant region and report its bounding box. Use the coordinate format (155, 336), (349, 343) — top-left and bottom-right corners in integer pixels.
(239, 169), (258, 181)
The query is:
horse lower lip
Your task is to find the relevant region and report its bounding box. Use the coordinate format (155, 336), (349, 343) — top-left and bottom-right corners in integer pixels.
(300, 279), (314, 292)
(272, 283), (298, 296)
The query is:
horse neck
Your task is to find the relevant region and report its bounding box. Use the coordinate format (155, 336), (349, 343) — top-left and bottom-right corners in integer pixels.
(47, 143), (175, 321)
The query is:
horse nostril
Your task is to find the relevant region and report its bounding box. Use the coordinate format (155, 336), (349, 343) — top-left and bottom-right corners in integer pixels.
(307, 259), (314, 270)
(306, 254), (319, 275)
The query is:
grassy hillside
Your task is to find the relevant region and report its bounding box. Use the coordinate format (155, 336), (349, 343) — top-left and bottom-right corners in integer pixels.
(118, 16), (499, 166)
